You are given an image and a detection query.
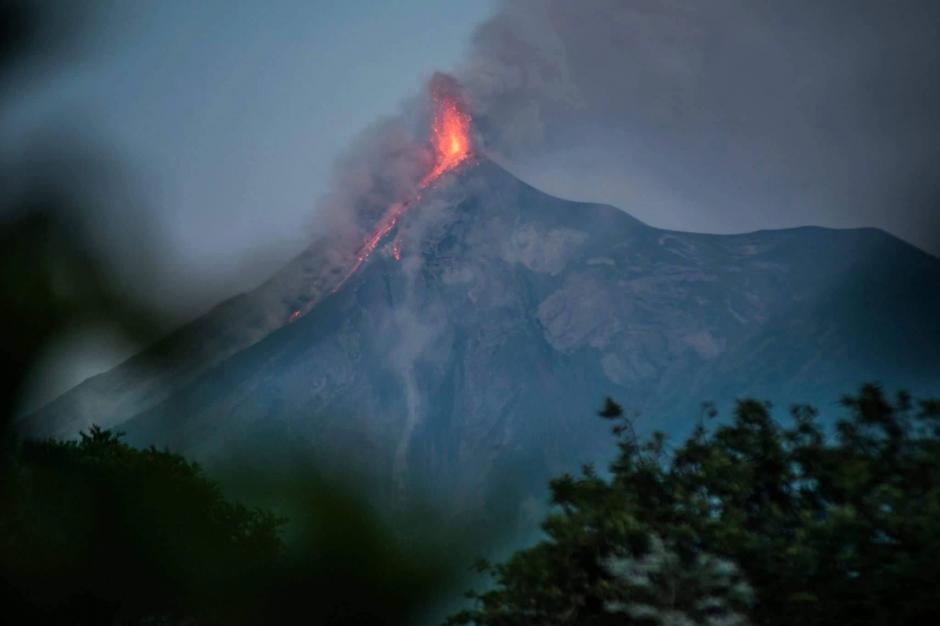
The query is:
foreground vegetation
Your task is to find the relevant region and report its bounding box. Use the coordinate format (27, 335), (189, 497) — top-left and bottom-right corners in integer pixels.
(0, 427), (448, 625)
(2, 384), (938, 625)
(449, 385), (940, 626)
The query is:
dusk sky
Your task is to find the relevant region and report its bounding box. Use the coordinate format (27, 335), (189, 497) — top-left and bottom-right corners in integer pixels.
(3, 0), (938, 404)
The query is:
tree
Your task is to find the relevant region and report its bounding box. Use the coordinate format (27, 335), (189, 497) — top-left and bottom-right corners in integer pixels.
(0, 426), (455, 625)
(0, 426), (284, 625)
(448, 384), (940, 626)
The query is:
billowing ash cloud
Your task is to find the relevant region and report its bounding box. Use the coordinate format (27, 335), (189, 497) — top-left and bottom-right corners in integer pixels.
(446, 0), (940, 254)
(454, 1), (579, 156)
(314, 0), (939, 256)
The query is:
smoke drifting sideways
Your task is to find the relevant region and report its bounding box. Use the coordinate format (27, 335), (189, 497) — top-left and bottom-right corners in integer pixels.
(451, 0), (940, 256)
(320, 0), (940, 261)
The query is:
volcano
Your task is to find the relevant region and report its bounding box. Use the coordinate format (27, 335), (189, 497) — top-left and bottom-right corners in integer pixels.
(26, 158), (940, 522)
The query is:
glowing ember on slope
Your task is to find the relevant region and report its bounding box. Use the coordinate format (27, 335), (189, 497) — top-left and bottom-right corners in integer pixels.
(335, 201), (409, 288)
(331, 79), (473, 293)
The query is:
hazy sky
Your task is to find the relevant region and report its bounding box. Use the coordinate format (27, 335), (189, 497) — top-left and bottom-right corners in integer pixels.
(1, 0), (495, 316)
(3, 0), (938, 406)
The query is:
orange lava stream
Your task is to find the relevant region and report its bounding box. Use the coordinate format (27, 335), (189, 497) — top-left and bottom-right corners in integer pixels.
(419, 96), (472, 188)
(333, 200), (409, 290)
(330, 90), (472, 295)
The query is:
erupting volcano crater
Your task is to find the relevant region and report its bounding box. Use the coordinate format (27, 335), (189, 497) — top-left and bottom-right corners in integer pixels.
(332, 75), (475, 293)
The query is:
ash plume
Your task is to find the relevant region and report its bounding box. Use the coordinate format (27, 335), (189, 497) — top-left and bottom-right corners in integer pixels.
(454, 0), (940, 254)
(315, 1), (940, 258)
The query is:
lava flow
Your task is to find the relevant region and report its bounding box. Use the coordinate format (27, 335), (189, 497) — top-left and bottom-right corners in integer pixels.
(332, 82), (473, 293)
(418, 90), (472, 189)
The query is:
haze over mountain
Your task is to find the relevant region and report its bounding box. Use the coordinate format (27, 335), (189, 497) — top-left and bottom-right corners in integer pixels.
(27, 159), (940, 522)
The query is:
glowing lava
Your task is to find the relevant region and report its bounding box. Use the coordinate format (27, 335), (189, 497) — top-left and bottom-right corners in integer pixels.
(331, 81), (472, 293)
(419, 92), (472, 188)
(335, 201), (409, 286)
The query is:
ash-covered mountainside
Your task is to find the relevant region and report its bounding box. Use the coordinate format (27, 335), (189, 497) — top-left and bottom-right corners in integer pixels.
(29, 160), (940, 516)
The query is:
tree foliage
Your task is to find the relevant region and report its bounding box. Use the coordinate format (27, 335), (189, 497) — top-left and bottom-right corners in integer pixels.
(0, 427), (448, 625)
(0, 426), (283, 624)
(449, 384), (940, 626)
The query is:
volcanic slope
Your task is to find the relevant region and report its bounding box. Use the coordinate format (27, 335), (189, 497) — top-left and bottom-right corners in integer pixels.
(31, 159), (940, 517)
